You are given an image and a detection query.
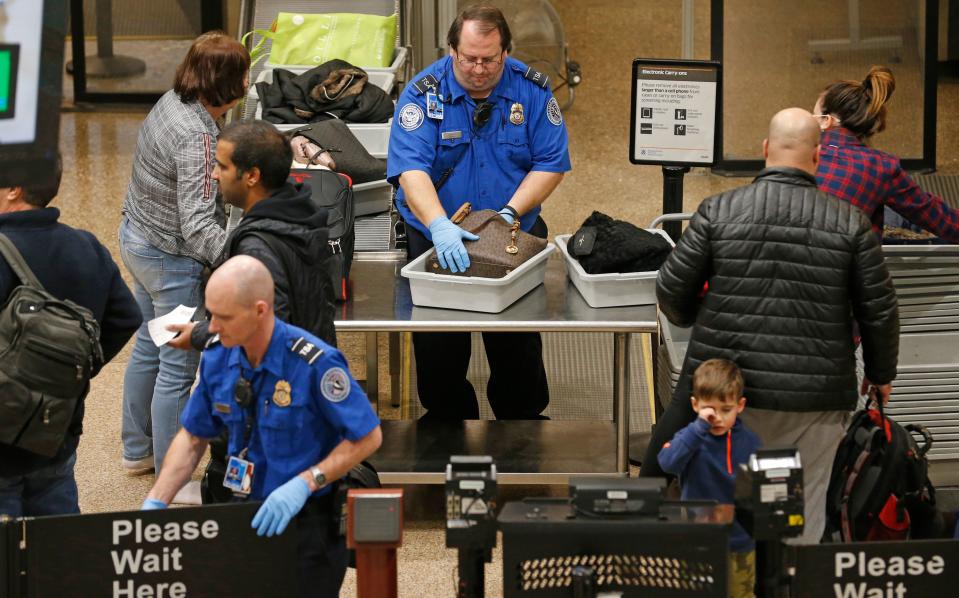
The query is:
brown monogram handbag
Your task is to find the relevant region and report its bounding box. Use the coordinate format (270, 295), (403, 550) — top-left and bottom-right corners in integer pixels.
(427, 203), (547, 278)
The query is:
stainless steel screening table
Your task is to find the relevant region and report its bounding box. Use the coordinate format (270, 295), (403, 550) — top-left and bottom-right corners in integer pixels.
(335, 253), (659, 484)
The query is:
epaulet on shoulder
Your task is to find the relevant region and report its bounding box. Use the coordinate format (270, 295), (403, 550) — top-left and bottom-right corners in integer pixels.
(291, 336), (324, 366)
(410, 73), (439, 95)
(521, 66), (550, 89)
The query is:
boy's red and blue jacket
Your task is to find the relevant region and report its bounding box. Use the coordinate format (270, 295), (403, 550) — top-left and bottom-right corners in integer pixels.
(658, 418), (762, 552)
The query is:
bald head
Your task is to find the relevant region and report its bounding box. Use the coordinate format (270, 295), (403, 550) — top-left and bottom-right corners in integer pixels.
(207, 255), (275, 309)
(764, 108), (822, 174)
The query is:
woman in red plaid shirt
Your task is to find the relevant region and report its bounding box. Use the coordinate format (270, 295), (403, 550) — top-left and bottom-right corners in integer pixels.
(814, 66), (959, 243)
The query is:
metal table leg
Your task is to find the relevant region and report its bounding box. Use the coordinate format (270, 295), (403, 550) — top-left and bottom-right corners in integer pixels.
(366, 331), (379, 410)
(389, 332), (401, 408)
(613, 332), (631, 475)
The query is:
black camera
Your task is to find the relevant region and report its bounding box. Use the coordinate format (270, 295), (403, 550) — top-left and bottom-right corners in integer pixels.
(734, 447), (805, 540)
(446, 455), (498, 552)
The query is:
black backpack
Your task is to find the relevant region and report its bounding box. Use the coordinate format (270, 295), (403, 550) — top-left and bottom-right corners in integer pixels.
(288, 168), (354, 301)
(822, 393), (940, 542)
(0, 234), (103, 457)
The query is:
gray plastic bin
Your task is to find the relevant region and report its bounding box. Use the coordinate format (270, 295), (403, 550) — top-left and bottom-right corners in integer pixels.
(401, 244), (555, 313)
(554, 230), (674, 308)
(352, 179), (392, 216)
(266, 46), (408, 77)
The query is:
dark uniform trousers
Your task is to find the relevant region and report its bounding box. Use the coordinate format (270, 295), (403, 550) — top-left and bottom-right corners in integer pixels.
(406, 217), (550, 420)
(295, 492), (349, 597)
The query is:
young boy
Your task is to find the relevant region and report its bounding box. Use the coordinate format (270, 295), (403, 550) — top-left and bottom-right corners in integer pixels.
(658, 358), (761, 598)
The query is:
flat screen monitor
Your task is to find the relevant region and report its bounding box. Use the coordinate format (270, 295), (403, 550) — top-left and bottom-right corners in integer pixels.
(0, 44), (19, 119)
(0, 0), (66, 187)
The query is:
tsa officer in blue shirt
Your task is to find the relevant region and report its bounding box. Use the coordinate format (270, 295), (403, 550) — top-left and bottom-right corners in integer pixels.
(142, 256), (382, 598)
(387, 5), (571, 421)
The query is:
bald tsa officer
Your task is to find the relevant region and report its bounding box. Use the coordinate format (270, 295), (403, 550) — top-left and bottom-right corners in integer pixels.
(387, 4), (571, 421)
(142, 255), (382, 597)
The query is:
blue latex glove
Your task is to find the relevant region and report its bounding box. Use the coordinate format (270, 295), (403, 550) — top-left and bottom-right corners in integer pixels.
(251, 475), (310, 537)
(141, 498), (167, 510)
(428, 215), (479, 273)
(497, 209), (515, 225)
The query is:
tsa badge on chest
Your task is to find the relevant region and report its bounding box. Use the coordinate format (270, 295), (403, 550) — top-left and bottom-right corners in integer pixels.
(509, 102), (525, 125)
(273, 380), (292, 407)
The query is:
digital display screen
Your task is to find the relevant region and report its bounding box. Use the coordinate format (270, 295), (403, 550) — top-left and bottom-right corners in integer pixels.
(758, 456), (798, 470)
(0, 44), (20, 119)
(0, 0), (67, 188)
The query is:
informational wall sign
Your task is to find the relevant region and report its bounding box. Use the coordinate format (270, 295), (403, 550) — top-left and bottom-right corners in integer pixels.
(793, 540), (959, 597)
(629, 59), (721, 167)
(5, 503), (296, 597)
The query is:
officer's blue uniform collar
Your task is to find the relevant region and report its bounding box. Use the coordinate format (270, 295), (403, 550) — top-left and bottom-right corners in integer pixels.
(441, 55), (518, 104)
(227, 317), (287, 378)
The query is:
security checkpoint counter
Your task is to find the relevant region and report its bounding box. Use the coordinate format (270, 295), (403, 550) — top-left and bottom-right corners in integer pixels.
(498, 499), (733, 597)
(335, 251), (659, 484)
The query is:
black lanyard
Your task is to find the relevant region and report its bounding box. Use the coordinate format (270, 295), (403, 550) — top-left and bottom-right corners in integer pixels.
(232, 369), (266, 459)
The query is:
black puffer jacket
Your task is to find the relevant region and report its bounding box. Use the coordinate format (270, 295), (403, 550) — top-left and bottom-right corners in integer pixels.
(657, 167), (899, 412)
(191, 183), (337, 347)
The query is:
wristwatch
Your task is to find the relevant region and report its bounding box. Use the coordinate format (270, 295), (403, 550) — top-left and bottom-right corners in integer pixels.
(310, 466), (327, 489)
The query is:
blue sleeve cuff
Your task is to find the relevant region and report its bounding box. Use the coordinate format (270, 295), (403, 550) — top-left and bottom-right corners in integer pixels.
(343, 414), (380, 442)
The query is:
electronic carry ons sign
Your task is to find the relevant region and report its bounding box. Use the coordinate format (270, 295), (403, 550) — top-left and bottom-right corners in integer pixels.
(793, 540), (959, 597)
(3, 502), (296, 597)
(629, 59), (721, 167)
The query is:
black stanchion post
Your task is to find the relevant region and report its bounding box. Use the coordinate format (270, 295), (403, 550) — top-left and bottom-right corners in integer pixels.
(661, 166), (690, 242)
(755, 539), (785, 598)
(457, 549), (487, 598)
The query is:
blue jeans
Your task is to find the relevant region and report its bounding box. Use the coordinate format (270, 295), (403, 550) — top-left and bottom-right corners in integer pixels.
(119, 216), (204, 472)
(0, 452), (80, 517)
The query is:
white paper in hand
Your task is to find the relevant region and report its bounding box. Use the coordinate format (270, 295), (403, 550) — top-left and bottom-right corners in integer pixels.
(147, 305), (198, 347)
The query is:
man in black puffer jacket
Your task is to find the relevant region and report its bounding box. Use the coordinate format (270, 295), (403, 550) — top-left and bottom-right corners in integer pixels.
(168, 120), (337, 350)
(642, 108), (899, 544)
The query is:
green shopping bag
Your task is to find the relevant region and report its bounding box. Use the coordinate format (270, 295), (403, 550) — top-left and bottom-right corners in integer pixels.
(245, 12), (397, 68)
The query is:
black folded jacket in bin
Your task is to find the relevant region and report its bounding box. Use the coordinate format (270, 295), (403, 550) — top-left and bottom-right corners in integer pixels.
(256, 60), (394, 125)
(569, 211), (673, 274)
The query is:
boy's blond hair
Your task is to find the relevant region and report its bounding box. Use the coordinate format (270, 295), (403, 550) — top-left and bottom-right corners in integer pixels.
(692, 359), (744, 402)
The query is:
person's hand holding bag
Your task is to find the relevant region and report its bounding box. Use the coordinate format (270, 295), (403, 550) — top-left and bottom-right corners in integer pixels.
(428, 215), (479, 273)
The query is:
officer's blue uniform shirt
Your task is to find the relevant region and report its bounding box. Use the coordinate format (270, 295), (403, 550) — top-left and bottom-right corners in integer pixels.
(387, 56), (571, 237)
(180, 318), (380, 501)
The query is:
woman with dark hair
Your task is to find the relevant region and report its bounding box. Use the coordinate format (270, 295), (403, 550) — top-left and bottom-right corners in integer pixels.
(119, 31), (250, 479)
(814, 65), (959, 243)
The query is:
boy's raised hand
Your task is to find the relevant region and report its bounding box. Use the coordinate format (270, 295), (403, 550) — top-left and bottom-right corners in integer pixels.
(697, 406), (719, 427)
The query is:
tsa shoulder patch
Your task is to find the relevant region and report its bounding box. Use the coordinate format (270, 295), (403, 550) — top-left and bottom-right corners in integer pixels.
(291, 336), (324, 365)
(546, 97), (563, 126)
(399, 103), (425, 131)
(523, 66), (550, 89)
(320, 367), (351, 403)
(411, 73), (439, 95)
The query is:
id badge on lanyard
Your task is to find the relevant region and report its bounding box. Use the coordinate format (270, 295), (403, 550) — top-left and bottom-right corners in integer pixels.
(426, 92), (444, 120)
(224, 454), (255, 496)
(225, 374), (258, 497)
